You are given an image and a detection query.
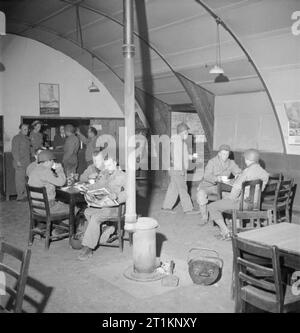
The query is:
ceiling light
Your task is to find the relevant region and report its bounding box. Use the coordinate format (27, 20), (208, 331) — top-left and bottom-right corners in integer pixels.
(209, 19), (229, 82)
(88, 82), (100, 93)
(88, 55), (100, 93)
(214, 73), (229, 83)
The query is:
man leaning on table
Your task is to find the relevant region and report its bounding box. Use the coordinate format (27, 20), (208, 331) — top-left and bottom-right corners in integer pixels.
(28, 150), (70, 235)
(207, 149), (269, 240)
(78, 156), (126, 261)
(196, 144), (241, 221)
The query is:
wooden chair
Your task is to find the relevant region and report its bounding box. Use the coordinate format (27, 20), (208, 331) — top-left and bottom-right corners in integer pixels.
(232, 235), (300, 313)
(98, 202), (132, 252)
(232, 209), (273, 235)
(26, 184), (70, 250)
(0, 242), (31, 313)
(261, 179), (294, 223)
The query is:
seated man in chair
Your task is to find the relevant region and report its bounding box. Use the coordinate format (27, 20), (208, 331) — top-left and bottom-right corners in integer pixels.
(78, 156), (126, 261)
(197, 144), (241, 221)
(207, 149), (269, 240)
(28, 150), (70, 235)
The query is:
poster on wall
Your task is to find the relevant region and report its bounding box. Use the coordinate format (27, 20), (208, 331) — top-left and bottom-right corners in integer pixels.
(284, 100), (300, 145)
(39, 83), (60, 115)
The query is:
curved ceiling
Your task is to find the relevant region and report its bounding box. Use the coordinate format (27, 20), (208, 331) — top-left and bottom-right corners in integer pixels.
(0, 0), (293, 109)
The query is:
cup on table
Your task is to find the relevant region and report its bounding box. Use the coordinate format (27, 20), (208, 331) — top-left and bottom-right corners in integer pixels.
(221, 176), (229, 182)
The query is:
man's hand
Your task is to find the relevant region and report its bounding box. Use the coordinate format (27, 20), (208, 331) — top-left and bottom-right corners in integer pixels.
(17, 161), (22, 167)
(88, 173), (98, 179)
(55, 163), (63, 171)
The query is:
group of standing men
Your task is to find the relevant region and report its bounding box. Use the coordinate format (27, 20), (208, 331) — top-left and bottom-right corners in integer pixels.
(11, 121), (99, 201)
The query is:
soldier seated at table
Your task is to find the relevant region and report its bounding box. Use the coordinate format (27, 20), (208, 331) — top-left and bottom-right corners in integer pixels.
(78, 156), (126, 261)
(196, 144), (241, 222)
(79, 149), (105, 183)
(26, 147), (44, 178)
(28, 150), (70, 234)
(207, 149), (269, 241)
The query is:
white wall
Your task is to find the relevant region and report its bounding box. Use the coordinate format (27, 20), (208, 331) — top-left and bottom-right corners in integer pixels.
(214, 91), (283, 152)
(2, 34), (124, 151)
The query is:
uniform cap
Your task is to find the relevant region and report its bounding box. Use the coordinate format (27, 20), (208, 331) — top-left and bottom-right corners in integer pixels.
(177, 122), (190, 134)
(38, 150), (55, 162)
(218, 144), (231, 152)
(244, 149), (260, 163)
(31, 120), (41, 127)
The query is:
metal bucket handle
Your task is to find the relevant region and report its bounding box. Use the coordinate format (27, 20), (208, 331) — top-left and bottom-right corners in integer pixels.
(188, 248), (223, 269)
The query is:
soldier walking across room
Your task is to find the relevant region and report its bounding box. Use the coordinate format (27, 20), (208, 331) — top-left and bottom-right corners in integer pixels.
(63, 124), (80, 177)
(161, 122), (200, 215)
(11, 123), (31, 201)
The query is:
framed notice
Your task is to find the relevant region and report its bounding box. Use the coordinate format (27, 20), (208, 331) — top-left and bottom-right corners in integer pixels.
(39, 83), (60, 115)
(284, 100), (300, 145)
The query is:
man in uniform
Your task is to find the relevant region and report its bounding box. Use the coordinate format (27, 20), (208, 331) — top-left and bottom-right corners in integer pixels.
(63, 124), (80, 177)
(76, 126), (98, 166)
(207, 149), (269, 240)
(79, 149), (104, 182)
(28, 150), (69, 215)
(162, 122), (199, 215)
(11, 123), (31, 201)
(78, 156), (126, 260)
(197, 144), (241, 221)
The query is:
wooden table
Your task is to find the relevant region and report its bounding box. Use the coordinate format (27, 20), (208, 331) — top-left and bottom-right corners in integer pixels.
(238, 222), (300, 270)
(56, 187), (86, 244)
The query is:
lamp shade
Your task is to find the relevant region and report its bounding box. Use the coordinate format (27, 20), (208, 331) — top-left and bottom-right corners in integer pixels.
(88, 82), (100, 93)
(209, 65), (224, 74)
(214, 73), (229, 83)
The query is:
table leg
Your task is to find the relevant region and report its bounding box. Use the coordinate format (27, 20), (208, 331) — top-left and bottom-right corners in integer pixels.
(69, 199), (76, 245)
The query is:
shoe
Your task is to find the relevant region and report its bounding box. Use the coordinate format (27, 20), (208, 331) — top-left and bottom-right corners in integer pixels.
(215, 232), (232, 241)
(161, 208), (176, 214)
(78, 246), (93, 261)
(184, 209), (201, 215)
(100, 226), (115, 243)
(106, 234), (118, 244)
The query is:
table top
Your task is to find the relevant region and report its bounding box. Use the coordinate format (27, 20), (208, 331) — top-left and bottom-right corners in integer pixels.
(238, 222), (300, 255)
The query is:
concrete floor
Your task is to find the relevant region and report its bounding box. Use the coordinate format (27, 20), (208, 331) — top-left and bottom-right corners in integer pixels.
(1, 185), (298, 313)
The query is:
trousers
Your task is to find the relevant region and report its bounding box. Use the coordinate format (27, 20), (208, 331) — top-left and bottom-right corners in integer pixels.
(82, 206), (118, 249)
(162, 170), (193, 212)
(15, 166), (27, 200)
(196, 184), (219, 206)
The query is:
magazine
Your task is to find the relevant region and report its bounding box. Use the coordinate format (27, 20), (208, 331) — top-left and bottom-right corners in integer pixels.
(84, 187), (119, 208)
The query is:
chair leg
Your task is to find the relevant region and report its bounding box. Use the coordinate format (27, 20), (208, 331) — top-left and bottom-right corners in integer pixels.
(118, 219), (123, 252)
(45, 221), (51, 250)
(129, 232), (133, 246)
(28, 219), (34, 246)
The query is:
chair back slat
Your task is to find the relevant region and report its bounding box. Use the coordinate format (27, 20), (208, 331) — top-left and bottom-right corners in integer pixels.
(0, 263), (20, 280)
(238, 272), (276, 292)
